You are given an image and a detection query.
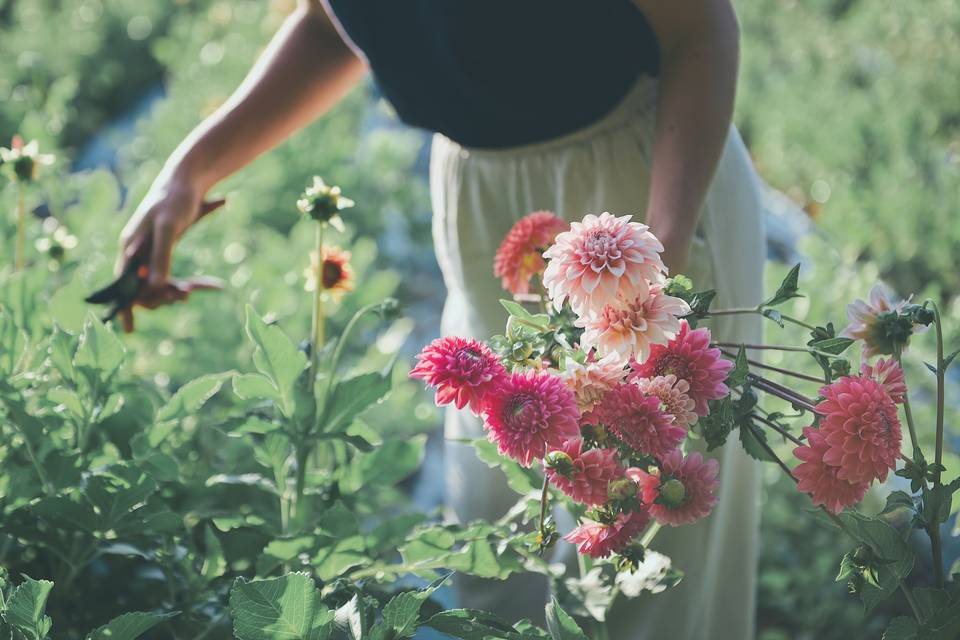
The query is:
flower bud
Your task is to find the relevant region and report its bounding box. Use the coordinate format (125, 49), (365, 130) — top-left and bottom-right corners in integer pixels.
(658, 478), (687, 508)
(607, 477), (636, 501)
(544, 450), (575, 476)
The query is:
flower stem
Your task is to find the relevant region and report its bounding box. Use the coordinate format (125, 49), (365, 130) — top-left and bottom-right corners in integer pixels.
(718, 348), (824, 383)
(310, 223), (326, 377)
(928, 300), (946, 589)
(538, 474), (549, 542)
(712, 342), (841, 360)
(748, 374), (819, 413)
(708, 306), (817, 332)
(15, 186), (25, 271)
(900, 582), (924, 624)
(893, 348), (921, 460)
(750, 413), (804, 447)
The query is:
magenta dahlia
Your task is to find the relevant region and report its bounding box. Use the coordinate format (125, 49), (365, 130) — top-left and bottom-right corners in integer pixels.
(629, 450), (719, 526)
(481, 370), (581, 467)
(493, 210), (569, 296)
(860, 357), (907, 404)
(794, 426), (870, 514)
(544, 438), (624, 506)
(630, 321), (732, 416)
(542, 212), (666, 317)
(817, 375), (902, 484)
(410, 336), (506, 414)
(564, 510), (650, 559)
(590, 383), (685, 458)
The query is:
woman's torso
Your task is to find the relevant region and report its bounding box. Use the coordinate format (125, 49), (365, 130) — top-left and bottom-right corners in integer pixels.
(324, 0), (659, 149)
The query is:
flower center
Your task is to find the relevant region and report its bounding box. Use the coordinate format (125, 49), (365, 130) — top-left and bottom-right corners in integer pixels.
(655, 354), (691, 380)
(321, 261), (343, 289)
(506, 392), (544, 430)
(581, 230), (622, 264)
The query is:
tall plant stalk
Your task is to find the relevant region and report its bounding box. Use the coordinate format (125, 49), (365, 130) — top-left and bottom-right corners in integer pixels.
(310, 222), (327, 377)
(15, 186), (25, 271)
(929, 301), (946, 588)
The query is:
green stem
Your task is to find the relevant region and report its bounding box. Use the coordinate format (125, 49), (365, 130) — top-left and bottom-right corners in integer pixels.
(712, 342), (842, 360)
(893, 349), (921, 459)
(900, 581), (924, 624)
(718, 348), (824, 383)
(8, 418), (52, 494)
(750, 413), (804, 447)
(538, 475), (549, 543)
(15, 186), (25, 271)
(929, 301), (946, 589)
(640, 521), (661, 547)
(293, 443), (311, 529)
(310, 222), (326, 377)
(707, 306), (817, 332)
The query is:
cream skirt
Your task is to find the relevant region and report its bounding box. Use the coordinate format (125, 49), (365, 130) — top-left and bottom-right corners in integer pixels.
(430, 76), (765, 640)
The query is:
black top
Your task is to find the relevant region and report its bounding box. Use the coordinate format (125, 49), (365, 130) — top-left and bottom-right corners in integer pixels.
(326, 0), (659, 149)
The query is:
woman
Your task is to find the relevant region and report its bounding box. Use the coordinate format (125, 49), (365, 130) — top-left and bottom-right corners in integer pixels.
(118, 1), (764, 637)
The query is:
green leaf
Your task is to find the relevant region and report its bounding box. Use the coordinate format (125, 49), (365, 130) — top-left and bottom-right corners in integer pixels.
(74, 313), (125, 381)
(837, 512), (915, 612)
(233, 372), (283, 404)
(244, 306), (308, 418)
(425, 609), (519, 639)
(808, 337), (855, 355)
(726, 346), (749, 387)
(739, 422), (774, 462)
(86, 611), (179, 640)
(880, 490), (916, 516)
(48, 326), (77, 383)
(763, 263), (802, 307)
(370, 574), (451, 640)
(473, 439), (541, 494)
(255, 536), (316, 576)
(323, 371), (392, 434)
(544, 598), (588, 640)
(2, 576), (54, 640)
(761, 308), (784, 328)
(84, 466), (158, 530)
(882, 617), (919, 640)
(500, 299), (551, 333)
(201, 525), (227, 581)
(348, 436), (425, 490)
(48, 387), (85, 418)
(156, 372), (231, 423)
(32, 495), (99, 533)
(229, 573), (333, 640)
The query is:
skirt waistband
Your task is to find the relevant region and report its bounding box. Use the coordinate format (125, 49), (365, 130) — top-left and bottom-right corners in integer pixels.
(434, 75), (658, 159)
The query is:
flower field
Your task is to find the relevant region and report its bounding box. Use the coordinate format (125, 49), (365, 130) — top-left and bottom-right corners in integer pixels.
(2, 1), (959, 639)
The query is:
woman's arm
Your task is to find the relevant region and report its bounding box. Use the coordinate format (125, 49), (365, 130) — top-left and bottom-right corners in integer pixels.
(118, 0), (365, 328)
(631, 0), (740, 274)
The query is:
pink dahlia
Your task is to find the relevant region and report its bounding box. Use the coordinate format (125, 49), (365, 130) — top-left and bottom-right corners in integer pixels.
(542, 212), (666, 317)
(794, 426), (869, 514)
(817, 375), (902, 484)
(544, 438), (624, 506)
(841, 283), (922, 358)
(493, 211), (569, 296)
(564, 510), (650, 559)
(410, 336), (506, 414)
(860, 357), (907, 404)
(629, 450), (719, 526)
(561, 353), (626, 412)
(630, 321), (732, 416)
(632, 375), (699, 429)
(481, 370), (581, 467)
(590, 384), (685, 458)
(577, 286), (690, 363)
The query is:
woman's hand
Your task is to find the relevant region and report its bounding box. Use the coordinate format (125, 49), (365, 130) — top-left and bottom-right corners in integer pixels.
(114, 173), (225, 331)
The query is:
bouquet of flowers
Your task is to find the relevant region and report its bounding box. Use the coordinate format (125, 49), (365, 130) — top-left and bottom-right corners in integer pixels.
(412, 210), (958, 637)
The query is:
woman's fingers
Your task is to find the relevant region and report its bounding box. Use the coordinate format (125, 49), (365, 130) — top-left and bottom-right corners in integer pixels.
(119, 306), (135, 334)
(147, 217), (177, 290)
(199, 197), (227, 219)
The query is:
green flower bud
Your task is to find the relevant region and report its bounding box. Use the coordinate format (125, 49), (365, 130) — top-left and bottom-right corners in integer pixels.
(607, 477), (637, 501)
(659, 478), (687, 508)
(869, 311), (916, 356)
(663, 274), (694, 298)
(544, 450), (575, 476)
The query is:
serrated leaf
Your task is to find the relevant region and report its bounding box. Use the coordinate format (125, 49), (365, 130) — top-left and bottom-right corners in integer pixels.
(48, 387), (85, 417)
(544, 598), (588, 640)
(32, 495), (100, 533)
(882, 617), (919, 640)
(880, 490), (916, 516)
(500, 299), (551, 333)
(74, 313), (125, 380)
(739, 422), (774, 462)
(2, 576), (54, 640)
(201, 525), (227, 581)
(323, 371), (391, 434)
(48, 326), (77, 383)
(837, 512), (915, 612)
(763, 263), (802, 307)
(86, 611), (179, 640)
(244, 306), (308, 418)
(809, 337), (855, 355)
(156, 372), (231, 423)
(726, 346), (749, 387)
(370, 574), (451, 640)
(84, 466), (158, 530)
(229, 573), (333, 640)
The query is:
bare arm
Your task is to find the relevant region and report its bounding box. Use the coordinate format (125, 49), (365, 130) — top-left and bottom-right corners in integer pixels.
(631, 0), (740, 274)
(118, 0), (365, 329)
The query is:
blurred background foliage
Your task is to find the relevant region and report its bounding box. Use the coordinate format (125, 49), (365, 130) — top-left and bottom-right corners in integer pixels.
(1, 0), (958, 637)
